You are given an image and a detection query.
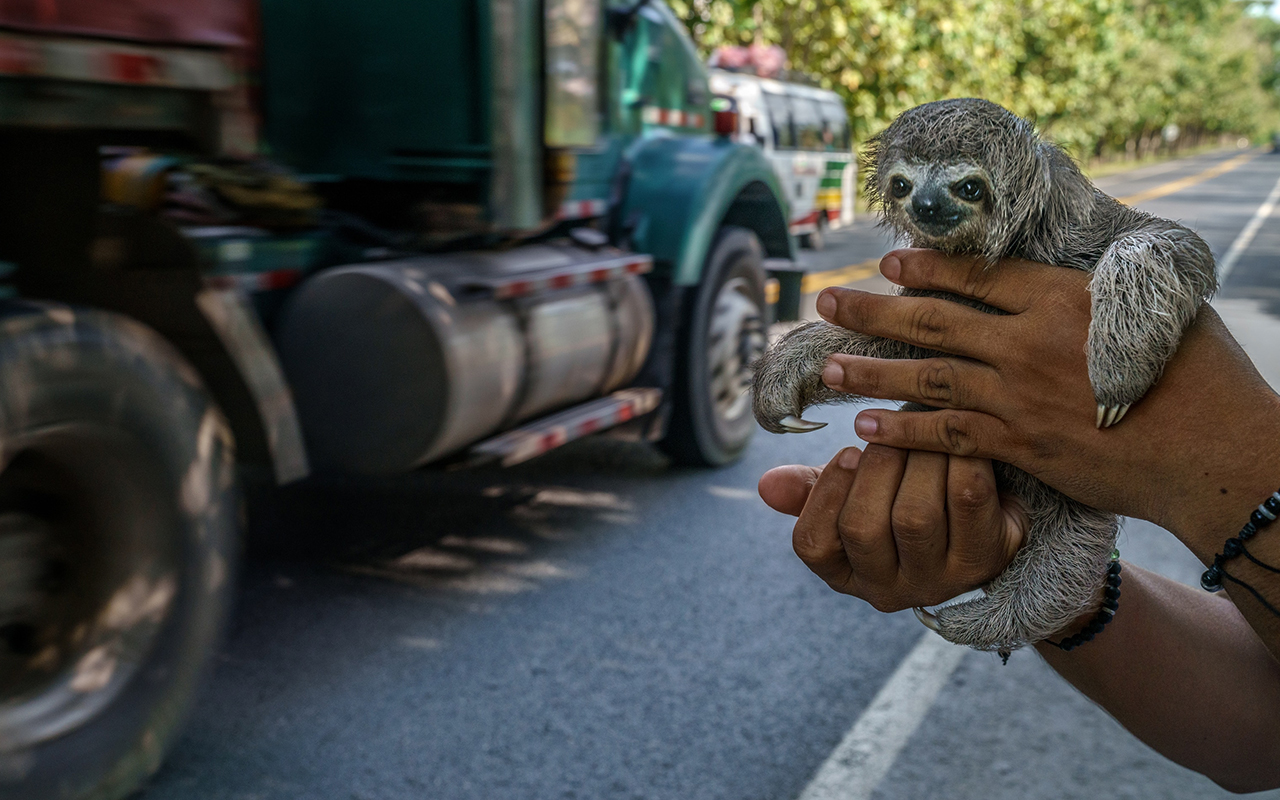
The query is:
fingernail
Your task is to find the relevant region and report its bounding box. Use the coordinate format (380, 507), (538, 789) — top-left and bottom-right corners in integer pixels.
(838, 447), (861, 470)
(816, 290), (836, 320)
(821, 359), (842, 388)
(855, 414), (878, 437)
(880, 255), (901, 282)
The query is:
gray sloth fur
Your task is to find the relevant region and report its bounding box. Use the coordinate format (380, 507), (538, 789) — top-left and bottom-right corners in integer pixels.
(752, 98), (1217, 653)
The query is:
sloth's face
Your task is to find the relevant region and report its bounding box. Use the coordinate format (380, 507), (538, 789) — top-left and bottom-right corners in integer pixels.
(878, 159), (993, 253)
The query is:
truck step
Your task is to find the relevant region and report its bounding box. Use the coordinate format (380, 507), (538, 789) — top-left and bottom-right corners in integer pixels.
(468, 388), (662, 467)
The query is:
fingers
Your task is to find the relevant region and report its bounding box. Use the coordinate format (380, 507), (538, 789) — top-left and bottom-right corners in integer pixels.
(836, 445), (907, 593)
(816, 287), (1002, 361)
(822, 354), (1003, 412)
(758, 464), (824, 517)
(889, 450), (949, 583)
(792, 448), (862, 591)
(944, 457), (1024, 582)
(877, 249), (1080, 314)
(854, 407), (1014, 462)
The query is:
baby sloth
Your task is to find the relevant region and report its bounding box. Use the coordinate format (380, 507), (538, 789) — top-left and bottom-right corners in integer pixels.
(753, 98), (1216, 653)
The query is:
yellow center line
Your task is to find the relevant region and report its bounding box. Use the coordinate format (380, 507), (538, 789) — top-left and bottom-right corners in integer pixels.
(800, 258), (882, 294)
(1117, 151), (1258, 206)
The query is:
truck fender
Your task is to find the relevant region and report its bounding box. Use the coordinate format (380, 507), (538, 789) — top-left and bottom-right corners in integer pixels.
(195, 288), (310, 484)
(619, 135), (792, 286)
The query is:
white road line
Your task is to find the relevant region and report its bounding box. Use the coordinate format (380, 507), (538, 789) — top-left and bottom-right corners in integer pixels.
(796, 631), (967, 800)
(1218, 171), (1280, 285)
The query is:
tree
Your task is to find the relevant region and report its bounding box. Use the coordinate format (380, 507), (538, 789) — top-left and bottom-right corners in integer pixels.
(671, 0), (1280, 158)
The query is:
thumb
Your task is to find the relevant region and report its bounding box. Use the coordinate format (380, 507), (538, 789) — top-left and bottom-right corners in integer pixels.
(758, 464), (826, 517)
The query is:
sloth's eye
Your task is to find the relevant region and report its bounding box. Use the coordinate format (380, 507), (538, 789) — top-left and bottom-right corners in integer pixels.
(955, 179), (984, 202)
(889, 177), (912, 198)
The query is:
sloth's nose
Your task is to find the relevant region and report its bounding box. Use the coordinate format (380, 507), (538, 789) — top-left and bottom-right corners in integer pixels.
(911, 191), (957, 228)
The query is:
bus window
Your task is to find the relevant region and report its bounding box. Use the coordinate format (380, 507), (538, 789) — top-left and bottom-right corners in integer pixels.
(792, 97), (825, 150)
(821, 100), (851, 151)
(762, 91), (794, 149)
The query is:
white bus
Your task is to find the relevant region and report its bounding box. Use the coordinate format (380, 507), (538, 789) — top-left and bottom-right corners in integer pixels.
(710, 69), (855, 250)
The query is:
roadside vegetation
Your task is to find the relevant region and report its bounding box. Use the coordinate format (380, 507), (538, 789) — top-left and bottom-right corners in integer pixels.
(672, 0), (1280, 163)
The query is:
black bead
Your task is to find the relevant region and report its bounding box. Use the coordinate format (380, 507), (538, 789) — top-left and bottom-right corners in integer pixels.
(1102, 598), (1119, 611)
(1252, 509), (1267, 526)
(1104, 586), (1120, 600)
(1112, 575), (1122, 587)
(1201, 567), (1223, 592)
(1086, 621), (1105, 635)
(1081, 631), (1095, 642)
(1059, 640), (1074, 651)
(1265, 496), (1280, 514)
(1241, 522), (1258, 539)
(1108, 562), (1122, 575)
(1224, 538), (1243, 558)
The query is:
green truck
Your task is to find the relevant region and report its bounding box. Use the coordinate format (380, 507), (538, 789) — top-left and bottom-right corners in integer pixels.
(0, 0), (792, 796)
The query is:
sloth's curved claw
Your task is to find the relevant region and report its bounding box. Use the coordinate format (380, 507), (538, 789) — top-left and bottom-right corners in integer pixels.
(913, 606), (941, 632)
(1116, 404), (1130, 423)
(1096, 404), (1125, 428)
(778, 415), (828, 433)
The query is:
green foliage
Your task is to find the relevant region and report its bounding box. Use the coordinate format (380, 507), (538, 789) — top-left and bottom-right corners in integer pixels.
(670, 0), (1280, 158)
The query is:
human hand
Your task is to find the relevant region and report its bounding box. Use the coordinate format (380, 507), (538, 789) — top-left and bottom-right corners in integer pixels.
(813, 248), (1280, 557)
(758, 445), (1027, 610)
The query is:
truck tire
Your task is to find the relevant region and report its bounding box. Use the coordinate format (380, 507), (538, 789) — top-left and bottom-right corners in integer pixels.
(0, 305), (236, 800)
(661, 227), (767, 466)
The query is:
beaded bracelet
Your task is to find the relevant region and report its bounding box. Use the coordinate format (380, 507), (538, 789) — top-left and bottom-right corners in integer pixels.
(1200, 490), (1280, 618)
(1046, 553), (1122, 653)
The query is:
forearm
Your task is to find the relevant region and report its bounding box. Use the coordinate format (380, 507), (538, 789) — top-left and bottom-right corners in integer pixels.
(1036, 564), (1280, 792)
(1156, 375), (1280, 661)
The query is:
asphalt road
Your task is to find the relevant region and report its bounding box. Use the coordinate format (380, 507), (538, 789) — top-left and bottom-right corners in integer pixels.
(139, 148), (1280, 800)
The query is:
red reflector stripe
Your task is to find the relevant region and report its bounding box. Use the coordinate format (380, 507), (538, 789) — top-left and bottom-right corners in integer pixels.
(550, 274), (574, 289)
(0, 40), (38, 74)
(260, 269), (302, 290)
(107, 52), (163, 84)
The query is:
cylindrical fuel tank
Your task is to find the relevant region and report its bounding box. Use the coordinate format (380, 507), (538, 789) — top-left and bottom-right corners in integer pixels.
(274, 260), (652, 474)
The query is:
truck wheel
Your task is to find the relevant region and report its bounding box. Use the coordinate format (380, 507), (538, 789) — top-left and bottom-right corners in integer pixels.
(0, 305), (236, 800)
(661, 227), (767, 466)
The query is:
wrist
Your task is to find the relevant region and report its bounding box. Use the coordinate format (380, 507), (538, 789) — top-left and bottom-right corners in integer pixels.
(1042, 558), (1122, 647)
(1160, 393), (1280, 562)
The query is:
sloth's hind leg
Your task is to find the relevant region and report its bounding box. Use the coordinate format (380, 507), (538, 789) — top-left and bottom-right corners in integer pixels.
(930, 469), (1120, 651)
(752, 320), (929, 434)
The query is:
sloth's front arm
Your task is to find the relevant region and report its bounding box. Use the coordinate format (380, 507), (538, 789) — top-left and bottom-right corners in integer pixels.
(751, 318), (934, 433)
(1085, 223), (1216, 426)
